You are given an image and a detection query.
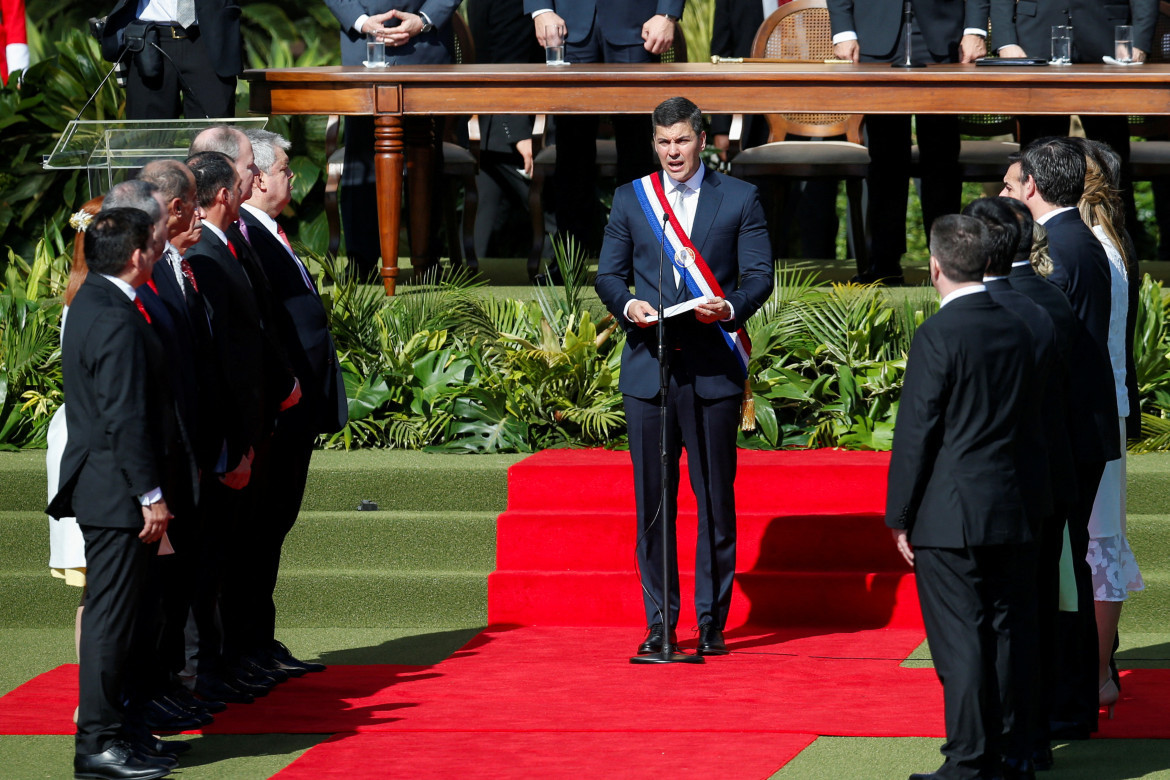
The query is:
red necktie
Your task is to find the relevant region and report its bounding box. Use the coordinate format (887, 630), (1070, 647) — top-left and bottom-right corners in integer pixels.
(227, 240), (238, 259)
(276, 224), (293, 251)
(180, 257), (200, 293)
(135, 297), (152, 324)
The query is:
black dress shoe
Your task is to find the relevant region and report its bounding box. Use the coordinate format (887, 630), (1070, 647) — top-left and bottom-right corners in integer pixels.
(636, 624), (678, 655)
(696, 623), (729, 656)
(143, 738), (190, 757)
(167, 686), (225, 715)
(1030, 745), (1053, 771)
(193, 674), (254, 704)
(850, 269), (905, 286)
(238, 654), (290, 684)
(271, 640), (326, 674)
(140, 698), (211, 732)
(1003, 757), (1036, 780)
(74, 741), (172, 780)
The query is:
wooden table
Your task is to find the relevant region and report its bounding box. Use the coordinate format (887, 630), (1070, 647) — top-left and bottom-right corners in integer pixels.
(245, 62), (1170, 294)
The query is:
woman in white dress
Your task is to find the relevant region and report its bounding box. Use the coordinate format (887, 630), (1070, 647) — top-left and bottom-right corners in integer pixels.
(1075, 141), (1144, 713)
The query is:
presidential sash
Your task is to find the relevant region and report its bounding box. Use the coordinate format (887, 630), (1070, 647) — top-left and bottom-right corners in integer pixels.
(631, 172), (753, 381)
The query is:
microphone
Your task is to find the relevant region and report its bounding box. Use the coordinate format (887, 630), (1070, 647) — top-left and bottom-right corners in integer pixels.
(656, 210), (669, 385)
(892, 1), (925, 68)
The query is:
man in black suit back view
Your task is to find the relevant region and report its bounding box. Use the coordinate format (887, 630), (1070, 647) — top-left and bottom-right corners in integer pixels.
(1000, 138), (1120, 739)
(887, 214), (1036, 780)
(48, 208), (180, 780)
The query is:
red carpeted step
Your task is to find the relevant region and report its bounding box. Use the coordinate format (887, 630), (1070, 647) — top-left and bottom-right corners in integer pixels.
(504, 448), (891, 514)
(496, 510), (907, 572)
(488, 570), (923, 629)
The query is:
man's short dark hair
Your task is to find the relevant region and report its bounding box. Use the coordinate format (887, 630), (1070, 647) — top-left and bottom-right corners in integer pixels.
(102, 179), (161, 223)
(929, 213), (989, 282)
(1000, 197), (1036, 261)
(187, 151), (236, 209)
(962, 197), (1020, 276)
(83, 208), (153, 276)
(1014, 136), (1085, 207)
(139, 159), (195, 204)
(652, 97), (703, 137)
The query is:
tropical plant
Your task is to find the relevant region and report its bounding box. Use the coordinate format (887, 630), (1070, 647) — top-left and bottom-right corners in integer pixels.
(1132, 275), (1170, 452)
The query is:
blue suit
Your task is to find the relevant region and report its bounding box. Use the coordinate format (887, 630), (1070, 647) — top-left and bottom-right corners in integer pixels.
(595, 168), (772, 630)
(522, 0), (684, 45)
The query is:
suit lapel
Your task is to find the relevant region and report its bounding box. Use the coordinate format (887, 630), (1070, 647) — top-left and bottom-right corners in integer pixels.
(689, 170), (722, 254)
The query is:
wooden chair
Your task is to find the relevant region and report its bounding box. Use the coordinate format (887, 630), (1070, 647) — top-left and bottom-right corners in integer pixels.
(526, 35), (689, 278)
(324, 13), (480, 270)
(726, 0), (869, 272)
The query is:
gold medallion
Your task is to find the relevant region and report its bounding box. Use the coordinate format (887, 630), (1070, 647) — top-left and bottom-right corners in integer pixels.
(674, 246), (696, 268)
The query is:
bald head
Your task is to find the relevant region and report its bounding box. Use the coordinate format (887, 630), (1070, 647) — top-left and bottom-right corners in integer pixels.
(190, 125), (258, 201)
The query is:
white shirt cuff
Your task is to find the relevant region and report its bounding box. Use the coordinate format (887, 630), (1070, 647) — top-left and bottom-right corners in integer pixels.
(6, 44), (29, 76)
(354, 14), (370, 34)
(832, 31), (858, 44)
(623, 299), (638, 322)
(721, 302), (736, 322)
(964, 28), (987, 37)
(531, 8), (554, 18)
(138, 487), (163, 506)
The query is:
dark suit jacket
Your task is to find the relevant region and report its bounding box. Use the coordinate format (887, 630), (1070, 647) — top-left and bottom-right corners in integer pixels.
(827, 0), (989, 60)
(184, 226), (284, 467)
(886, 290), (1035, 548)
(100, 0), (243, 78)
(521, 0), (685, 46)
(990, 0), (1157, 61)
(48, 275), (191, 526)
(1005, 263), (1076, 499)
(325, 0), (461, 65)
(1042, 209), (1121, 461)
(984, 278), (1056, 527)
(595, 168), (774, 400)
(240, 209), (348, 435)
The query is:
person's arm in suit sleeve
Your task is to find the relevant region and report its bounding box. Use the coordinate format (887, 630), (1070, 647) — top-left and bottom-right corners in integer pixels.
(826, 0), (855, 39)
(417, 0), (462, 29)
(1131, 0), (1159, 60)
(595, 187), (639, 328)
(885, 324), (948, 537)
(722, 186), (773, 329)
(324, 0), (368, 33)
(960, 0), (989, 61)
(989, 0), (1022, 54)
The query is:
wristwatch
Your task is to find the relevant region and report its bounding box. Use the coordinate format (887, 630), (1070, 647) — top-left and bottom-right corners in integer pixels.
(662, 13), (679, 22)
(419, 11), (435, 33)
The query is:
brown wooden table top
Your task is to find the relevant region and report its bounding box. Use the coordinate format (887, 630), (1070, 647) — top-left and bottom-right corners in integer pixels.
(245, 62), (1170, 117)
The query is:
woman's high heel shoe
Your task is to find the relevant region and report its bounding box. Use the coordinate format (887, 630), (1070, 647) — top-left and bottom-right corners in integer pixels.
(1099, 678), (1120, 720)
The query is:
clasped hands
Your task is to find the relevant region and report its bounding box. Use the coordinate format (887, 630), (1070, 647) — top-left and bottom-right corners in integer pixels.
(533, 12), (675, 55)
(364, 9), (425, 47)
(628, 297), (731, 327)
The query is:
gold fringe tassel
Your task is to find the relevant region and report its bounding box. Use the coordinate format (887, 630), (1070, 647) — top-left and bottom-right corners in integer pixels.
(740, 379), (756, 432)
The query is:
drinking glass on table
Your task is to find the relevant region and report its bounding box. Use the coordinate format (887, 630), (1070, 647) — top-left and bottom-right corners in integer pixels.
(1115, 25), (1134, 63)
(1050, 25), (1072, 65)
(366, 31), (386, 67)
(545, 31), (567, 66)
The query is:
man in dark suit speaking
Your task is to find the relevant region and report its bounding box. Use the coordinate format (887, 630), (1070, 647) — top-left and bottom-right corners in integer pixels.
(595, 96), (773, 658)
(887, 214), (1036, 780)
(48, 208), (184, 780)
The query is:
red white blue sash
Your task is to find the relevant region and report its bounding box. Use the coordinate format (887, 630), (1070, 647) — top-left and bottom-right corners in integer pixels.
(632, 172), (752, 379)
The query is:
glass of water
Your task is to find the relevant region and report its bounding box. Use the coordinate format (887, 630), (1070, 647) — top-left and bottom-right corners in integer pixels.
(366, 31), (386, 67)
(1050, 25), (1072, 65)
(545, 31), (567, 66)
(1115, 25), (1134, 63)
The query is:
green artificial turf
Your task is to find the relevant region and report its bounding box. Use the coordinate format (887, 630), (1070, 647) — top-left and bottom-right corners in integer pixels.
(772, 737), (1170, 779)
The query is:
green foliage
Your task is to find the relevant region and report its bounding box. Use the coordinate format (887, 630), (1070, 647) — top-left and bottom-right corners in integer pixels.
(0, 241), (69, 449)
(680, 0), (714, 63)
(1132, 275), (1170, 453)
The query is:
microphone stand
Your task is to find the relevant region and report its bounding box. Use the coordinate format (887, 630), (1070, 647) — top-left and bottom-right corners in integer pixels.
(892, 1), (924, 68)
(631, 206), (704, 665)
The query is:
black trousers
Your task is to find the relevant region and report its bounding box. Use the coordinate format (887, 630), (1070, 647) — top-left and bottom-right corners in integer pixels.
(915, 543), (1034, 780)
(76, 524), (153, 755)
(1049, 458), (1105, 733)
(553, 31), (658, 252)
(859, 17), (960, 274)
(623, 369), (740, 630)
(219, 412), (316, 657)
(124, 27), (235, 120)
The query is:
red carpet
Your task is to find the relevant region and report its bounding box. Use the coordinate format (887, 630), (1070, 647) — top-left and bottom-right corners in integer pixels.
(4, 450), (1163, 777)
(271, 731), (818, 779)
(489, 448), (924, 628)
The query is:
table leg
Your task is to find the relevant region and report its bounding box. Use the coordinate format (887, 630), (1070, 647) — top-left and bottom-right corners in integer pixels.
(374, 115), (404, 295)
